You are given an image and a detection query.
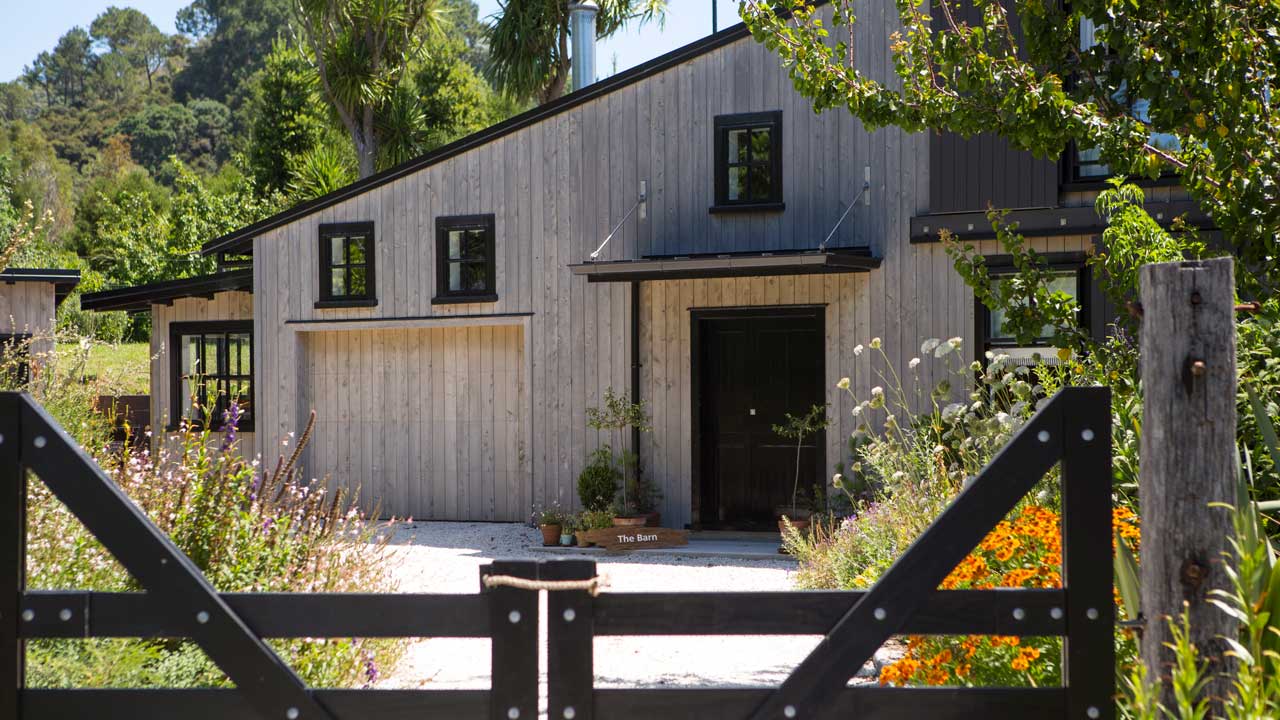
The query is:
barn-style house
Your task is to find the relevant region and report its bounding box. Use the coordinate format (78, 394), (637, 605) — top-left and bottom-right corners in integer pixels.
(82, 3), (1206, 528)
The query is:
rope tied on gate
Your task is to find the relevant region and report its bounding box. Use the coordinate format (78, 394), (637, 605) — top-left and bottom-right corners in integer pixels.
(482, 574), (607, 596)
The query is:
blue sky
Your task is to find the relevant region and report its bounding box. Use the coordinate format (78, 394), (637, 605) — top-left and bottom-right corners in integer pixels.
(2, 0), (745, 83)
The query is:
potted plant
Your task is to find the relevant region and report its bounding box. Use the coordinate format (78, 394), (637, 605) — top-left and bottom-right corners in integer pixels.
(536, 505), (564, 546)
(578, 447), (621, 514)
(577, 509), (613, 546)
(583, 388), (654, 525)
(771, 403), (832, 532)
(625, 471), (663, 527)
(559, 514), (577, 546)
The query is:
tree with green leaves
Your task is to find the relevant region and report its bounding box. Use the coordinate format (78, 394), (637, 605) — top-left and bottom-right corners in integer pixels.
(90, 6), (178, 91)
(174, 0), (293, 102)
(740, 0), (1280, 294)
(410, 36), (495, 152)
(42, 28), (94, 106)
(114, 103), (198, 174)
(243, 40), (329, 192)
(292, 0), (449, 178)
(486, 0), (668, 104)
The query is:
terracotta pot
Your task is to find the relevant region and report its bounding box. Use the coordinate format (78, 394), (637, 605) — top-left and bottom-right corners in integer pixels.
(575, 531), (592, 547)
(778, 518), (811, 534)
(539, 524), (562, 546)
(612, 516), (647, 527)
(774, 506), (812, 521)
(642, 511), (661, 528)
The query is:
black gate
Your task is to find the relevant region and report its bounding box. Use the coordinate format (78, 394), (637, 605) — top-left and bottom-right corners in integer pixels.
(0, 387), (1114, 719)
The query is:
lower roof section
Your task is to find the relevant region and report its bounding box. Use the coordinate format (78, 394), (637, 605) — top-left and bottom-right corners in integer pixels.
(80, 270), (252, 313)
(910, 200), (1214, 243)
(0, 268), (81, 306)
(568, 248), (881, 283)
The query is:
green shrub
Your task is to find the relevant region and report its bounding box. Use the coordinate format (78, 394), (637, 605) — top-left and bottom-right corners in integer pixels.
(577, 446), (621, 512)
(579, 509), (615, 530)
(787, 340), (1046, 589)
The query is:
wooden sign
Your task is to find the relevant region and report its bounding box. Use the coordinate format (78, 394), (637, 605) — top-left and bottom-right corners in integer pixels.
(579, 527), (689, 552)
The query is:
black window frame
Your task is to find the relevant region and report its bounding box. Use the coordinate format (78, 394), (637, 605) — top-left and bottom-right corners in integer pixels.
(317, 221), (377, 308)
(1061, 16), (1180, 189)
(168, 320), (255, 432)
(0, 333), (32, 386)
(434, 214), (498, 304)
(711, 111), (785, 213)
(974, 252), (1093, 366)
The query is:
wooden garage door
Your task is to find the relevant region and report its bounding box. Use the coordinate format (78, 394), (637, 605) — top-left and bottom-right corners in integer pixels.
(301, 325), (525, 521)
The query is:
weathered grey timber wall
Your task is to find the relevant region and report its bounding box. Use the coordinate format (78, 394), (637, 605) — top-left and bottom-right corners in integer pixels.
(0, 282), (57, 358)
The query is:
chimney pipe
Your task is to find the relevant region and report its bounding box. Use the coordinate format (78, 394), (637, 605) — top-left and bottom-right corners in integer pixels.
(568, 1), (599, 92)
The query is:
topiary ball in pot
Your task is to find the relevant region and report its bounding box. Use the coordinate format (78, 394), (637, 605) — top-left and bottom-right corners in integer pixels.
(577, 448), (621, 512)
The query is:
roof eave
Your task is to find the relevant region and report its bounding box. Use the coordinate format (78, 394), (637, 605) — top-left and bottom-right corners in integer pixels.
(79, 270), (253, 313)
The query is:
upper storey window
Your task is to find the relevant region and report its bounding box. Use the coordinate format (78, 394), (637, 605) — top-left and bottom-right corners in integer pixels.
(318, 222), (376, 308)
(1070, 18), (1180, 182)
(434, 214), (497, 304)
(712, 111), (784, 212)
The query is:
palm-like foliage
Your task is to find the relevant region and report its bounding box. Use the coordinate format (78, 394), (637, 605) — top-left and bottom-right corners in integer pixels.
(292, 0), (449, 177)
(287, 139), (357, 200)
(486, 0), (667, 104)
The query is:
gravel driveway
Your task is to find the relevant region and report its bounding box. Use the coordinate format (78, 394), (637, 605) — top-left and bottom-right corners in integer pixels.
(375, 521), (883, 691)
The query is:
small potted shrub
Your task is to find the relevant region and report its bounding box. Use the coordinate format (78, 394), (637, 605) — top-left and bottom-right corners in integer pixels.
(577, 509), (613, 546)
(560, 514), (577, 546)
(578, 447), (621, 515)
(583, 388), (654, 526)
(536, 505), (564, 546)
(772, 404), (831, 532)
(625, 471), (663, 527)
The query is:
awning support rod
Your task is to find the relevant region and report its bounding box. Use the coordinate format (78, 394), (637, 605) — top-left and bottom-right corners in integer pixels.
(589, 182), (647, 260)
(819, 180), (870, 253)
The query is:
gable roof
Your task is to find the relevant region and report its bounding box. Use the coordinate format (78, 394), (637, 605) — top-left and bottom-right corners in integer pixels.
(0, 268), (81, 306)
(202, 18), (774, 257)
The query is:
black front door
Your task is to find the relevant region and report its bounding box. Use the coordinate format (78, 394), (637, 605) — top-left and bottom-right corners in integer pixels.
(695, 308), (825, 529)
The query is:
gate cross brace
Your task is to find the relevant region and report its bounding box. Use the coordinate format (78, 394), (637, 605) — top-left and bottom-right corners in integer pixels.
(13, 395), (333, 720)
(747, 391), (1079, 720)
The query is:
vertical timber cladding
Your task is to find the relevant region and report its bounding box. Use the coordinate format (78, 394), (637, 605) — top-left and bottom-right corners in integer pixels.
(640, 274), (871, 530)
(299, 324), (526, 521)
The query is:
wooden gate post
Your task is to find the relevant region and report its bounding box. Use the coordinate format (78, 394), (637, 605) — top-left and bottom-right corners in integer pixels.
(1138, 257), (1237, 706)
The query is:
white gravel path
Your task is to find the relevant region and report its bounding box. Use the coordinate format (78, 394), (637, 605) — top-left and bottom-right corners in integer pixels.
(375, 521), (887, 691)
(373, 517), (901, 691)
